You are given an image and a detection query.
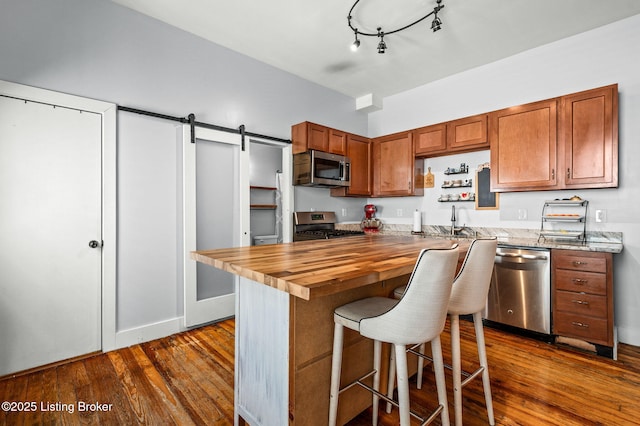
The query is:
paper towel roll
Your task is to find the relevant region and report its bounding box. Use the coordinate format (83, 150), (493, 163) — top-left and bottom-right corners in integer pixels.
(413, 210), (422, 232)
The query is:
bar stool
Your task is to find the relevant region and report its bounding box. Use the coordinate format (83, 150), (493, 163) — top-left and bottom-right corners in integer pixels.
(386, 238), (498, 426)
(328, 246), (459, 426)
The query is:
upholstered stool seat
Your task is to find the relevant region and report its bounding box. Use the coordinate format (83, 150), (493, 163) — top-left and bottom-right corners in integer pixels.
(328, 246), (459, 426)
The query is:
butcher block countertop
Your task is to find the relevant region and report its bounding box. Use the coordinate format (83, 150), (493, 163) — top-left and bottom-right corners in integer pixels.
(192, 235), (468, 300)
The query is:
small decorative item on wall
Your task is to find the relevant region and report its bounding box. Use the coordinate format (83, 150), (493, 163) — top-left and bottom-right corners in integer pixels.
(424, 166), (435, 188)
(475, 163), (499, 210)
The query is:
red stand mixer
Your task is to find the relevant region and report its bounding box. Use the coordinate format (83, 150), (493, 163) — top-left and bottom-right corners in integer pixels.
(361, 204), (383, 233)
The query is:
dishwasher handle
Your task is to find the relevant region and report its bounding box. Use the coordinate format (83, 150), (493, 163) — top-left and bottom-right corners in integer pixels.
(496, 251), (548, 261)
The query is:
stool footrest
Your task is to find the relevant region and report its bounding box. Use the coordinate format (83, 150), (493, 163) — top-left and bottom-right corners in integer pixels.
(461, 366), (484, 388)
(347, 375), (444, 426)
(338, 369), (377, 394)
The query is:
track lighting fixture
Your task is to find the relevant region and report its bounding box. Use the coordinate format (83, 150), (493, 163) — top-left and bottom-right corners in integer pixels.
(348, 0), (445, 53)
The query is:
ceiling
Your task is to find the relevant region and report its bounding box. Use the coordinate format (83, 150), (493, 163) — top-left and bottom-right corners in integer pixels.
(112, 0), (640, 101)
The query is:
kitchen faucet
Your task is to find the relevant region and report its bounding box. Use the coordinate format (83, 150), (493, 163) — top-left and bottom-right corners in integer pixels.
(450, 205), (463, 236)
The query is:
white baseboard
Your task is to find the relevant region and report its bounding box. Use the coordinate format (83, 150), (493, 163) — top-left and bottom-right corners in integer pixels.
(112, 317), (186, 351)
(617, 325), (640, 347)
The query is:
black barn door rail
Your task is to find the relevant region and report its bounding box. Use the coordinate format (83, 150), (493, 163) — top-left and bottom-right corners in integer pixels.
(117, 105), (291, 148)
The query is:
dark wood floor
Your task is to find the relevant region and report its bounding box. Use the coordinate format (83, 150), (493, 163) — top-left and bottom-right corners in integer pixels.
(2, 318), (640, 425)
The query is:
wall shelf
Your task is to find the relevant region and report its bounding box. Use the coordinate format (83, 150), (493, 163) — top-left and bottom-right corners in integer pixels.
(250, 186), (278, 210)
(444, 163), (469, 175)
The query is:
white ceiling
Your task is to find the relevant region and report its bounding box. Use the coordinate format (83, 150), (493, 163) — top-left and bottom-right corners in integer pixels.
(112, 0), (640, 100)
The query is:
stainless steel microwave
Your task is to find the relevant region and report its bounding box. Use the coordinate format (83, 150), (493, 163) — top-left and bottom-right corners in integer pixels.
(293, 150), (351, 188)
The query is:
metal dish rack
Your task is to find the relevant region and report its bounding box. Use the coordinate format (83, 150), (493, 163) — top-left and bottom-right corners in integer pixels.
(538, 199), (588, 243)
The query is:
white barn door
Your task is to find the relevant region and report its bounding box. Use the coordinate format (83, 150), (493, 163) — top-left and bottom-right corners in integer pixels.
(183, 126), (250, 327)
(0, 94), (103, 375)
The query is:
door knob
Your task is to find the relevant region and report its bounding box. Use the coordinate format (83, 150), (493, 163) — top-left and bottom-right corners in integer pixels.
(88, 240), (101, 248)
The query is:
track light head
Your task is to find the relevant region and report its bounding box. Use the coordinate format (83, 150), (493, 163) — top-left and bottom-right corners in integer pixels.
(431, 15), (442, 32)
(351, 31), (360, 51)
(377, 28), (386, 54)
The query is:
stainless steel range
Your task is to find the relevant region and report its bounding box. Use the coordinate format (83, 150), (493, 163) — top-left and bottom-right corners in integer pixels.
(293, 211), (365, 241)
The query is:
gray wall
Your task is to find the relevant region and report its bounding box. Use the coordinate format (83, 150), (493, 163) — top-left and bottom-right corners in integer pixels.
(367, 14), (640, 346)
(0, 0), (367, 334)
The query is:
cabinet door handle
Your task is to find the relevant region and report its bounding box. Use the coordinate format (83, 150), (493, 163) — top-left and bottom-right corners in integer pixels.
(572, 278), (588, 285)
(551, 168), (555, 180)
(567, 168), (571, 179)
(571, 321), (589, 328)
(572, 300), (589, 306)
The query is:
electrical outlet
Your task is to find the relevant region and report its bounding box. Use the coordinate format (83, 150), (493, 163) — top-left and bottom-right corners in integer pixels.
(396, 209), (403, 217)
(596, 209), (607, 223)
(341, 208), (347, 217)
(518, 209), (528, 220)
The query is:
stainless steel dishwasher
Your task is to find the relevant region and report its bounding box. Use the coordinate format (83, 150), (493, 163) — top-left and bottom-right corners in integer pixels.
(483, 246), (551, 334)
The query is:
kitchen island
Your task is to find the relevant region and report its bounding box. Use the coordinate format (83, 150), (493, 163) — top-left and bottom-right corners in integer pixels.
(192, 235), (468, 425)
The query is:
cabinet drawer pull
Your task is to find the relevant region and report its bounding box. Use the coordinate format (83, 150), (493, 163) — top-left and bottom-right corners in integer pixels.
(571, 300), (589, 306)
(572, 278), (588, 285)
(571, 321), (589, 328)
(572, 261), (588, 266)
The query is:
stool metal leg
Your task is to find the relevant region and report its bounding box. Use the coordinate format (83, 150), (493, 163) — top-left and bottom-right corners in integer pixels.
(385, 347), (396, 414)
(328, 323), (344, 426)
(394, 344), (411, 426)
(416, 343), (426, 389)
(474, 312), (495, 425)
(431, 335), (451, 426)
(450, 314), (463, 426)
(372, 340), (382, 426)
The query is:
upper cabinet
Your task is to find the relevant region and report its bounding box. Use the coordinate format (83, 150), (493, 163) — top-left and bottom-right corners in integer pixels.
(414, 113), (488, 157)
(447, 114), (489, 152)
(414, 123), (447, 156)
(372, 132), (423, 197)
(560, 85), (618, 189)
(490, 99), (559, 191)
(292, 121), (345, 155)
(331, 134), (372, 197)
(327, 127), (347, 156)
(490, 84), (619, 192)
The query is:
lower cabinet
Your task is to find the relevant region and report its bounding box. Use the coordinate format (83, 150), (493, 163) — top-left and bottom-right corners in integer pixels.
(552, 250), (614, 347)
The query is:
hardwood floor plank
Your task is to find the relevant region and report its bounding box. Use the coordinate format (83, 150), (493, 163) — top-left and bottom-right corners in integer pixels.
(2, 318), (640, 425)
(82, 353), (136, 425)
(141, 333), (232, 424)
(110, 346), (182, 425)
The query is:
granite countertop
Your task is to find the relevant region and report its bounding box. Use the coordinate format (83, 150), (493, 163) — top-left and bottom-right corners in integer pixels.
(335, 224), (624, 254)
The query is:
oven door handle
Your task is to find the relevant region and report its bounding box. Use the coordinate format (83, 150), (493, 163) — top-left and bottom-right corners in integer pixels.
(496, 252), (548, 261)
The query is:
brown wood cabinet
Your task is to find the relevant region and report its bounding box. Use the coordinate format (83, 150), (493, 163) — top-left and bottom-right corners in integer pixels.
(372, 132), (424, 197)
(328, 127), (347, 156)
(413, 123), (447, 156)
(490, 84), (618, 192)
(552, 250), (614, 347)
(414, 114), (488, 157)
(560, 84), (618, 189)
(331, 134), (372, 197)
(447, 113), (489, 152)
(292, 121), (345, 155)
(489, 99), (559, 191)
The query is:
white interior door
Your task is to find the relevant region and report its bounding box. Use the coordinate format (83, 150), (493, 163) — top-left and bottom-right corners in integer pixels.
(183, 126), (249, 327)
(0, 95), (102, 375)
